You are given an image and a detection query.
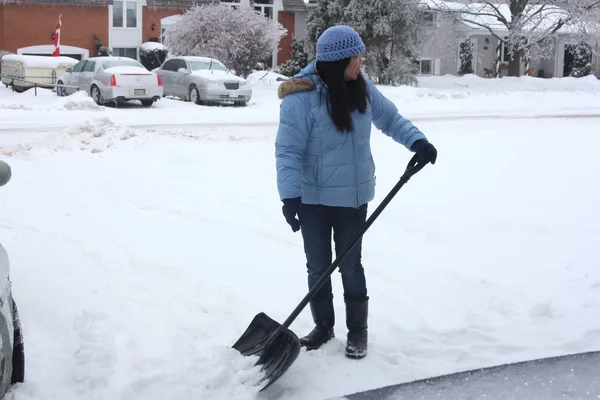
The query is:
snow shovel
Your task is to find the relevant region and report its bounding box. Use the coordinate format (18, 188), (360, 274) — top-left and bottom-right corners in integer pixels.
(232, 154), (429, 391)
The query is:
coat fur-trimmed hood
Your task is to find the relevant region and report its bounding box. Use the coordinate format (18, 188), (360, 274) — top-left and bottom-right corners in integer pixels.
(277, 78), (315, 99)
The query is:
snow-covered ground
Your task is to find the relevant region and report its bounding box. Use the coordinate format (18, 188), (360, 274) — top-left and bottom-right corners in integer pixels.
(0, 73), (599, 400)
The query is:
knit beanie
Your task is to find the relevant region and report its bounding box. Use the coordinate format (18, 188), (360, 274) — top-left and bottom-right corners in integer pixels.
(316, 25), (365, 62)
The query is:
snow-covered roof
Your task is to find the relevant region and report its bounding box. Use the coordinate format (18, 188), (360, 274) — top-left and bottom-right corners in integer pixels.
(1, 54), (79, 68)
(421, 0), (597, 36)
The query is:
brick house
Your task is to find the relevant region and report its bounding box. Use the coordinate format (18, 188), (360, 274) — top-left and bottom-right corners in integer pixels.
(0, 0), (307, 66)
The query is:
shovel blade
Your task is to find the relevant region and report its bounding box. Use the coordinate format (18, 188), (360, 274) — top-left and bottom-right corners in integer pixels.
(232, 312), (301, 391)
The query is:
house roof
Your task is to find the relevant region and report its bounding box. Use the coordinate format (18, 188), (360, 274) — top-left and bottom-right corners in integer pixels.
(282, 0), (306, 12)
(146, 0), (216, 7)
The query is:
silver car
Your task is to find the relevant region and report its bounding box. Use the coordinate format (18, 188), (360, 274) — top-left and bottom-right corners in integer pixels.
(56, 57), (163, 107)
(155, 56), (251, 106)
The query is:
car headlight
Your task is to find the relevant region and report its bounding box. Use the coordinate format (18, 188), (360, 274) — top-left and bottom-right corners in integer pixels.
(207, 81), (221, 88)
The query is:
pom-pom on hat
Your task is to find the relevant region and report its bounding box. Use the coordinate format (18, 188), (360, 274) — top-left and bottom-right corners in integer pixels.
(316, 25), (365, 62)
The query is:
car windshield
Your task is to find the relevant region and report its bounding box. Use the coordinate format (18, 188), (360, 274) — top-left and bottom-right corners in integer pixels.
(189, 60), (228, 72)
(102, 59), (144, 69)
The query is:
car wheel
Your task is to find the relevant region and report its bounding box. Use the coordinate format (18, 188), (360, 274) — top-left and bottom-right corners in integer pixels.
(140, 100), (154, 107)
(189, 86), (201, 105)
(0, 295), (13, 395)
(91, 85), (105, 106)
(56, 81), (65, 97)
(10, 298), (24, 385)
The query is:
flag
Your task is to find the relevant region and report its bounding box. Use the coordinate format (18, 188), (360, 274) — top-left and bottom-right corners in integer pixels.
(52, 15), (62, 57)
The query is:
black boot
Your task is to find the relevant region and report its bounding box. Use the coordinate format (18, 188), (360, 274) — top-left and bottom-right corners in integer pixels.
(300, 298), (335, 350)
(345, 297), (368, 359)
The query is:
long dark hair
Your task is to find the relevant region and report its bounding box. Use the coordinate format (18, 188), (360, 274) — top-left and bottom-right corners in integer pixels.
(316, 58), (370, 133)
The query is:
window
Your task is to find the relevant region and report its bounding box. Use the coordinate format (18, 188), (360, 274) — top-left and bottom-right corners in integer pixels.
(189, 60), (228, 72)
(173, 59), (187, 72)
(254, 0), (273, 19)
(126, 2), (137, 27)
(161, 59), (179, 71)
(415, 59), (433, 75)
(113, 0), (137, 28)
(221, 0), (240, 8)
(72, 60), (87, 73)
(418, 11), (435, 27)
(113, 1), (123, 27)
(112, 48), (138, 60)
(102, 59), (143, 69)
(82, 61), (96, 72)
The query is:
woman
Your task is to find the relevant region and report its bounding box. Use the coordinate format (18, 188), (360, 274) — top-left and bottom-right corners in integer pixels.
(275, 25), (437, 359)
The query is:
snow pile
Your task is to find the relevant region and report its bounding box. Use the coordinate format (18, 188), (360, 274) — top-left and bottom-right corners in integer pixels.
(417, 73), (600, 93)
(54, 91), (103, 111)
(56, 118), (139, 153)
(141, 42), (167, 52)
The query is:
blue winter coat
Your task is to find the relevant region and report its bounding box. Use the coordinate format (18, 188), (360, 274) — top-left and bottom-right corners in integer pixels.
(275, 61), (427, 208)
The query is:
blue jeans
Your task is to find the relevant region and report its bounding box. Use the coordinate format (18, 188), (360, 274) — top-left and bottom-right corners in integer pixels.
(298, 203), (368, 302)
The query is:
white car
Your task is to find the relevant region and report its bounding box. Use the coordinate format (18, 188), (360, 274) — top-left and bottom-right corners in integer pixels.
(56, 57), (163, 107)
(155, 56), (251, 106)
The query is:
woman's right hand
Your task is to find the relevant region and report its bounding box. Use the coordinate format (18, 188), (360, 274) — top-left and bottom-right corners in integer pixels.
(282, 197), (302, 232)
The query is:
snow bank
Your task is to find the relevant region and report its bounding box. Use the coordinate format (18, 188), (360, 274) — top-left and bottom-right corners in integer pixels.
(1, 118), (140, 156)
(54, 91), (103, 111)
(1, 54), (78, 68)
(57, 118), (139, 153)
(417, 73), (600, 93)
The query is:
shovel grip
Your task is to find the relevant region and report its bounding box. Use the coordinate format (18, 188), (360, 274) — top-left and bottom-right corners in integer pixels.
(280, 154), (428, 329)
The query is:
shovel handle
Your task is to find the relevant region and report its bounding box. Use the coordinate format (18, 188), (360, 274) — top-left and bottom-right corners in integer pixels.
(280, 154), (428, 329)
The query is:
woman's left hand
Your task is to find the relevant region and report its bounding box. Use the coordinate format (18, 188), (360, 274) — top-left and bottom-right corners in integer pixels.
(411, 140), (437, 165)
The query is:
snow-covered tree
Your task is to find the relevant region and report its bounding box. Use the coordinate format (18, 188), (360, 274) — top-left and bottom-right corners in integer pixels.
(568, 41), (593, 77)
(276, 38), (309, 77)
(139, 43), (168, 71)
(305, 0), (426, 85)
(163, 3), (287, 78)
(306, 0), (348, 59)
(428, 0), (600, 77)
(458, 37), (474, 75)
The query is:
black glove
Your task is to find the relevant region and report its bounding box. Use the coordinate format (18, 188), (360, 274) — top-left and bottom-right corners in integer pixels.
(411, 140), (437, 165)
(282, 197), (302, 232)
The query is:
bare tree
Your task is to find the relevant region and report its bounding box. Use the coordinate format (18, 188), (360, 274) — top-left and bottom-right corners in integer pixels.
(428, 0), (600, 77)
